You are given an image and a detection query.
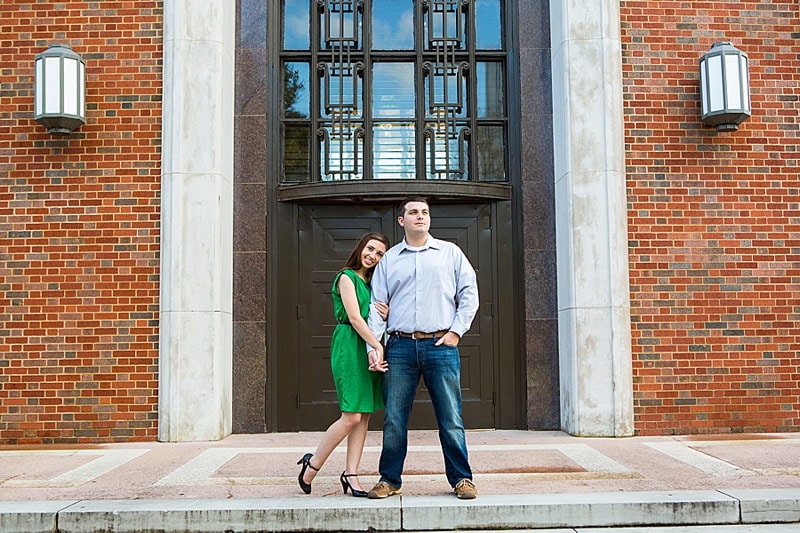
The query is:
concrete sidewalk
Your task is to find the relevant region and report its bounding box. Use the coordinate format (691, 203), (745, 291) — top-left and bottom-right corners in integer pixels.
(1, 430), (798, 532)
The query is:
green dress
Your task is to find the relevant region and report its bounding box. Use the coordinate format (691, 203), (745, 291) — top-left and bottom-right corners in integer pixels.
(330, 269), (384, 413)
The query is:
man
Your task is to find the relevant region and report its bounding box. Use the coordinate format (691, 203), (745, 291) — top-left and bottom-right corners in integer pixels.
(366, 196), (479, 500)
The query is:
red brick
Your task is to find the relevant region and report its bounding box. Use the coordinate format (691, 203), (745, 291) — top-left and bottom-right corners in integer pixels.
(623, 0), (800, 435)
(0, 1), (161, 444)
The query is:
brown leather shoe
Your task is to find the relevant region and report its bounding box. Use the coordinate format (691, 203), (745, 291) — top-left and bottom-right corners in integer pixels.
(454, 478), (477, 499)
(367, 481), (402, 499)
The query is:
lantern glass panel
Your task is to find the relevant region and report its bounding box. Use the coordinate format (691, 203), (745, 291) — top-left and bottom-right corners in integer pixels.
(700, 64), (708, 114)
(35, 60), (43, 115)
(725, 54), (742, 110)
(79, 62), (85, 113)
(64, 59), (78, 115)
(742, 60), (750, 112)
(44, 57), (61, 114)
(707, 55), (723, 113)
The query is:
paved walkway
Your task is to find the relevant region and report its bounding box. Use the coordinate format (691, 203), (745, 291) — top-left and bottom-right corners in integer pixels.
(1, 430), (798, 532)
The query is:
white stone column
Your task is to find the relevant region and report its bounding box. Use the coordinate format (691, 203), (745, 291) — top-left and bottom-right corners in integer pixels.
(550, 0), (634, 436)
(158, 0), (235, 441)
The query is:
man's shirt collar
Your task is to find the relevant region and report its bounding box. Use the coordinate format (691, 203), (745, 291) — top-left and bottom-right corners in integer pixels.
(399, 235), (441, 252)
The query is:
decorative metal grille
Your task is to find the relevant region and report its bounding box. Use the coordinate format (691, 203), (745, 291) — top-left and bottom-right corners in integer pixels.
(423, 0), (469, 178)
(318, 0), (364, 179)
(280, 0), (507, 183)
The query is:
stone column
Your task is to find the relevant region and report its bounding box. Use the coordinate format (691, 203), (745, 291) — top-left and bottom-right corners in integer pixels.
(550, 0), (634, 436)
(158, 0), (235, 441)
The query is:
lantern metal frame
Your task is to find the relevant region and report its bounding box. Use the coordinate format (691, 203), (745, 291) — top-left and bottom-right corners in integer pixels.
(34, 44), (86, 134)
(699, 41), (750, 132)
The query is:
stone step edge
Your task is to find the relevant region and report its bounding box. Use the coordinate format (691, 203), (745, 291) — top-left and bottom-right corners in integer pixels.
(1, 488), (798, 533)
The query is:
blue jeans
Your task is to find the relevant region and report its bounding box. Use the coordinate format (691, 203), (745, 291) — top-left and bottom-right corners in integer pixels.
(378, 335), (472, 488)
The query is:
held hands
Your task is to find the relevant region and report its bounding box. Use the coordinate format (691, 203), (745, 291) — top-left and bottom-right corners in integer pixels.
(366, 301), (388, 372)
(434, 331), (460, 347)
(367, 347), (388, 373)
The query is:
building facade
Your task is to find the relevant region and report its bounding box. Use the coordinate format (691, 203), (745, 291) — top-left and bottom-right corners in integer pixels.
(1, 0), (798, 444)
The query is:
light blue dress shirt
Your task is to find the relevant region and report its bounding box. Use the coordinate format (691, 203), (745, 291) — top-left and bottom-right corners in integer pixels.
(368, 235), (479, 341)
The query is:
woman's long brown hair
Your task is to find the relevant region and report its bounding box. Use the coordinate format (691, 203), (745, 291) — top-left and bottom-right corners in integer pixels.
(341, 232), (390, 282)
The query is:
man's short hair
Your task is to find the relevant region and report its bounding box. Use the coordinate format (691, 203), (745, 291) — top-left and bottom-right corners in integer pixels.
(397, 196), (429, 216)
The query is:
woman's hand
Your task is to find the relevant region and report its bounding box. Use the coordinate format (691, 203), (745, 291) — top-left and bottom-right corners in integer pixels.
(368, 346), (388, 372)
(373, 301), (389, 321)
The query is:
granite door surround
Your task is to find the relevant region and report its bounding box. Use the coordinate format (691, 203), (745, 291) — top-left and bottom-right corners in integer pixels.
(158, 0), (633, 441)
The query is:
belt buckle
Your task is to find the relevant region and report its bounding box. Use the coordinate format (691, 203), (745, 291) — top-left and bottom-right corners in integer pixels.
(411, 331), (422, 340)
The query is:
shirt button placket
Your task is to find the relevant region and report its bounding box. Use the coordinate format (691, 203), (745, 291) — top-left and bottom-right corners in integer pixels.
(415, 252), (421, 331)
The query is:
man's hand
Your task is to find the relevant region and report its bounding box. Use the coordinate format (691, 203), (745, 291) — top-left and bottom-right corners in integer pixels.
(434, 331), (460, 347)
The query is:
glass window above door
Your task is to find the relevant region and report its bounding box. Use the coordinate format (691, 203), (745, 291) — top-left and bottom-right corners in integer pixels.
(279, 0), (511, 199)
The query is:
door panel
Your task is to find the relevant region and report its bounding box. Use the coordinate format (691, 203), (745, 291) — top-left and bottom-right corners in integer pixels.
(276, 202), (497, 431)
(295, 206), (395, 426)
(421, 205), (495, 428)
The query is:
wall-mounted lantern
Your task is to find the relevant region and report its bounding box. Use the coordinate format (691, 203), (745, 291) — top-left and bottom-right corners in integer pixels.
(34, 44), (86, 134)
(699, 42), (750, 132)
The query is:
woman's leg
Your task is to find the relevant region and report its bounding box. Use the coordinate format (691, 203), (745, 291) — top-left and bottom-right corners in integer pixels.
(344, 413), (370, 491)
(303, 411), (363, 484)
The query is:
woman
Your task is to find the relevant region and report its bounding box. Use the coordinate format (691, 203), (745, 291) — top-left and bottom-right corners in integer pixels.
(297, 232), (390, 496)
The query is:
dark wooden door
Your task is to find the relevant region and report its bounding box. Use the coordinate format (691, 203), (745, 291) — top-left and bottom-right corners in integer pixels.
(275, 202), (506, 431)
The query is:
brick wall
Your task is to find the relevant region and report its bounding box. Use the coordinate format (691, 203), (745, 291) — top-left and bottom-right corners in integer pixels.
(0, 2), (162, 443)
(621, 0), (800, 434)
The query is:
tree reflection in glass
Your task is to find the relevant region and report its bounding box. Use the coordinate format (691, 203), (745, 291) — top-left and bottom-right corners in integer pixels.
(283, 63), (310, 182)
(284, 63), (309, 118)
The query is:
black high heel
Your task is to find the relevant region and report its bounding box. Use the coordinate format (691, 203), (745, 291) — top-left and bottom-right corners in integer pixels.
(340, 472), (368, 498)
(297, 453), (319, 494)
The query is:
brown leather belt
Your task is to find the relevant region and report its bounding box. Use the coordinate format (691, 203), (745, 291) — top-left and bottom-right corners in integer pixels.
(392, 330), (449, 340)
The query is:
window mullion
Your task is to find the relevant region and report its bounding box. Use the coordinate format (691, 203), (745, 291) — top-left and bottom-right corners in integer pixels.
(310, 1), (320, 182)
(414, 0), (425, 181)
(362, 0), (373, 181)
(467, 1), (476, 182)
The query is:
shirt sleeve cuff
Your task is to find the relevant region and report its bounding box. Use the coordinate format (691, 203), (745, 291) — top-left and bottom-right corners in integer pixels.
(450, 325), (467, 338)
